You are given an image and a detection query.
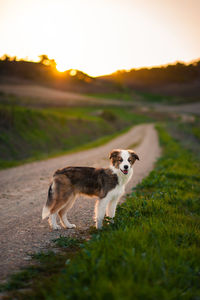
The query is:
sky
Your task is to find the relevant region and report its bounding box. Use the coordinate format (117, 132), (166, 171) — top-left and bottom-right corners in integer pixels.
(0, 0), (200, 77)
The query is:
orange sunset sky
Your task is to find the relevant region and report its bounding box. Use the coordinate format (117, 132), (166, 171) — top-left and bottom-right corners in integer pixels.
(0, 0), (200, 77)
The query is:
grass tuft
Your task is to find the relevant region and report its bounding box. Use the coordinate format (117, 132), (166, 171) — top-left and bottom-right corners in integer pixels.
(52, 236), (83, 249)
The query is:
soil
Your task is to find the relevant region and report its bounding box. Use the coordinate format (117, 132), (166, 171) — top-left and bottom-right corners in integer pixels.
(0, 84), (130, 107)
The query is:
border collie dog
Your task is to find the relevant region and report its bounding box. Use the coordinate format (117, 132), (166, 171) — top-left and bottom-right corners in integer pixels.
(42, 149), (139, 229)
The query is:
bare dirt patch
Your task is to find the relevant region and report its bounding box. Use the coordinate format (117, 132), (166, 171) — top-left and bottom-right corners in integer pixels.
(0, 84), (129, 107)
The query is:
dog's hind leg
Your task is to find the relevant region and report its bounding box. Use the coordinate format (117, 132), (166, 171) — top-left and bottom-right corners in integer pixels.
(58, 195), (77, 229)
(48, 213), (61, 230)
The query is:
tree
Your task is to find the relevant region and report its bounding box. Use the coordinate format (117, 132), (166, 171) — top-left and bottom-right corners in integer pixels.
(38, 54), (56, 68)
(0, 54), (11, 61)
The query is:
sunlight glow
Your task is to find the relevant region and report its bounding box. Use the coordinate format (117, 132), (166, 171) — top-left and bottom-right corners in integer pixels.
(56, 64), (67, 73)
(0, 0), (200, 76)
(69, 69), (77, 76)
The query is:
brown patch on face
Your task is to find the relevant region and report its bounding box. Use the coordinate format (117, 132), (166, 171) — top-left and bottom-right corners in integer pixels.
(109, 149), (122, 169)
(127, 149), (140, 165)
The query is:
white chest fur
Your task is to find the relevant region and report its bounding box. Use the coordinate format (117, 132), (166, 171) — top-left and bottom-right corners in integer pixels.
(95, 167), (133, 229)
(117, 168), (133, 186)
(110, 166), (133, 187)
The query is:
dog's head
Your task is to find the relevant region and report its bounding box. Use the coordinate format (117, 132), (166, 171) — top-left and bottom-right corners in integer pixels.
(109, 149), (139, 175)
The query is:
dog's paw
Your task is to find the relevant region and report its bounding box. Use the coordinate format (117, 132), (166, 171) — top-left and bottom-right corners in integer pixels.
(96, 219), (103, 230)
(96, 223), (103, 230)
(52, 224), (61, 230)
(67, 224), (76, 229)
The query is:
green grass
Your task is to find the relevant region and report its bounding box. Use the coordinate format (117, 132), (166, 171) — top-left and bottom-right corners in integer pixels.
(192, 127), (200, 140)
(0, 104), (152, 169)
(0, 251), (69, 292)
(0, 105), (111, 168)
(134, 90), (200, 105)
(134, 90), (175, 103)
(0, 237), (84, 293)
(0, 104), (152, 168)
(52, 236), (84, 249)
(133, 90), (195, 104)
(3, 125), (200, 299)
(167, 116), (200, 159)
(85, 90), (133, 102)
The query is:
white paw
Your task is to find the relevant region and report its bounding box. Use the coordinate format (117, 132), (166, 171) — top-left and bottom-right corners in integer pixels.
(67, 223), (76, 229)
(52, 224), (61, 230)
(96, 222), (102, 230)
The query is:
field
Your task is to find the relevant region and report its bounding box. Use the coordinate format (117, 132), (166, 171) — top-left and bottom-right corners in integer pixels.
(0, 85), (200, 299)
(1, 85), (199, 171)
(0, 92), (152, 169)
(1, 120), (200, 299)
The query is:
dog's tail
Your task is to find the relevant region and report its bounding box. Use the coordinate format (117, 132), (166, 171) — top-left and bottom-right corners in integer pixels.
(42, 205), (50, 220)
(42, 183), (53, 219)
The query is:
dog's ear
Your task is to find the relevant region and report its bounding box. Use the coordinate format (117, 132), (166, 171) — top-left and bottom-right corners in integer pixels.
(109, 149), (120, 160)
(128, 150), (140, 161)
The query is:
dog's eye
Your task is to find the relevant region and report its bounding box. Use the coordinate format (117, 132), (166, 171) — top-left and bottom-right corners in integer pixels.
(128, 158), (132, 162)
(119, 159), (123, 162)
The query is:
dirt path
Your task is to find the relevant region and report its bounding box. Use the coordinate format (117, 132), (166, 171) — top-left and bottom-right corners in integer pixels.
(0, 124), (161, 280)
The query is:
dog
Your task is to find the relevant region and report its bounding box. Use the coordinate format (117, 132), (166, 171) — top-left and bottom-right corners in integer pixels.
(42, 149), (139, 229)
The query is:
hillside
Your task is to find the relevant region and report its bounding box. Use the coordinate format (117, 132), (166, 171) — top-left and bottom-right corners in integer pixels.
(1, 56), (200, 99)
(0, 56), (116, 94)
(101, 60), (200, 98)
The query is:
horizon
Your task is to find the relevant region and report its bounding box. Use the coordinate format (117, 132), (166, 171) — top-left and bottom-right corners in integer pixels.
(1, 0), (200, 77)
(1, 54), (200, 78)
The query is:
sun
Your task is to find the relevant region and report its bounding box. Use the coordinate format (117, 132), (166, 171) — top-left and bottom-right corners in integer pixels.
(56, 63), (67, 72)
(69, 69), (77, 76)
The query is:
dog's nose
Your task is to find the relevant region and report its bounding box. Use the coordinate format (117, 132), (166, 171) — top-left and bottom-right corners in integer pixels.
(124, 165), (128, 170)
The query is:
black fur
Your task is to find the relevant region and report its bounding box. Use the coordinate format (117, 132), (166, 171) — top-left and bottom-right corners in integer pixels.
(46, 183), (53, 207)
(54, 167), (118, 199)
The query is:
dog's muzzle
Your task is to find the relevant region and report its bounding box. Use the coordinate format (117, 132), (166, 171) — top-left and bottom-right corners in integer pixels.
(121, 165), (129, 175)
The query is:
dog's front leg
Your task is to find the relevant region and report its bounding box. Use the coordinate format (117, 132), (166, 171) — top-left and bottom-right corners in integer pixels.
(106, 196), (120, 219)
(95, 196), (110, 229)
